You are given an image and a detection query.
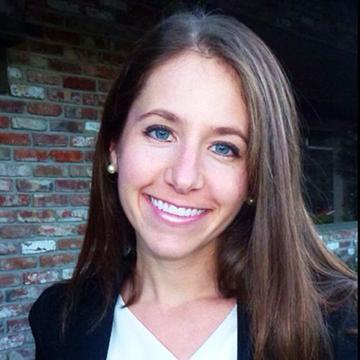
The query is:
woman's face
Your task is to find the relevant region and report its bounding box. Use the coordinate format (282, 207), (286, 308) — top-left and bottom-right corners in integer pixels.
(110, 51), (249, 261)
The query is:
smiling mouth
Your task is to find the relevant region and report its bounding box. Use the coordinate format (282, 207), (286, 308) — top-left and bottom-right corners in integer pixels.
(147, 195), (208, 218)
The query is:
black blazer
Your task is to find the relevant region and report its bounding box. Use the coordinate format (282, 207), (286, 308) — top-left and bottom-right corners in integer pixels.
(29, 282), (357, 360)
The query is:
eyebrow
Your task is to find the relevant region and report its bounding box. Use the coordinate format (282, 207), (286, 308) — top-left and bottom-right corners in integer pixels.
(137, 109), (248, 145)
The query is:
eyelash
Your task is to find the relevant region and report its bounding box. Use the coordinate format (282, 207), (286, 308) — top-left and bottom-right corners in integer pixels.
(143, 125), (240, 158)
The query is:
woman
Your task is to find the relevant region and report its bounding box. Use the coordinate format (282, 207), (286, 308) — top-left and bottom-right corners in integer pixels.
(29, 10), (357, 360)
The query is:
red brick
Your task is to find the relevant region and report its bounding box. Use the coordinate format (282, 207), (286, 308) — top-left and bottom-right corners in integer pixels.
(0, 133), (30, 145)
(16, 179), (53, 192)
(27, 70), (62, 85)
(70, 194), (90, 206)
(0, 210), (16, 223)
(7, 318), (30, 333)
(33, 193), (68, 207)
(27, 102), (62, 116)
(0, 243), (18, 256)
(23, 270), (59, 285)
(50, 150), (84, 162)
(48, 88), (81, 104)
(0, 274), (21, 287)
(40, 253), (77, 267)
(100, 51), (124, 65)
(28, 40), (63, 56)
(48, 58), (81, 73)
(32, 133), (68, 146)
(0, 257), (37, 271)
(14, 149), (49, 161)
(33, 165), (66, 177)
(58, 238), (83, 250)
(63, 76), (96, 91)
(82, 64), (118, 79)
(0, 116), (9, 128)
(64, 106), (98, 119)
(17, 210), (55, 223)
(0, 194), (30, 207)
(55, 179), (90, 191)
(0, 225), (37, 239)
(0, 100), (25, 113)
(44, 28), (80, 45)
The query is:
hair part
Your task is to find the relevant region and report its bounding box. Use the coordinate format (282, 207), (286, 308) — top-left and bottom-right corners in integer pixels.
(60, 9), (357, 359)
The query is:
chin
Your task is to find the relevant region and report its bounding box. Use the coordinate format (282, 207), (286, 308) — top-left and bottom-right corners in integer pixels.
(138, 234), (215, 261)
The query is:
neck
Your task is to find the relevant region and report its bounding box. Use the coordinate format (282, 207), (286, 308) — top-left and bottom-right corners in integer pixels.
(124, 246), (219, 307)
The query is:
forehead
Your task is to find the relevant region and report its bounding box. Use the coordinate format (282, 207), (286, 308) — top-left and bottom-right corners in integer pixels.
(128, 51), (248, 133)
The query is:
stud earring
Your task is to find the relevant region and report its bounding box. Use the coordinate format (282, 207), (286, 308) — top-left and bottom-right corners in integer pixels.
(106, 163), (117, 174)
(246, 198), (255, 206)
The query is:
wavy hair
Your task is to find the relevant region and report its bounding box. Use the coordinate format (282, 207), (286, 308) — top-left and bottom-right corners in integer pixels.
(61, 10), (357, 359)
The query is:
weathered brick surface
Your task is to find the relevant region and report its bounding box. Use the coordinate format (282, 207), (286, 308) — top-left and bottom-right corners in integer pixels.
(11, 116), (48, 130)
(33, 193), (68, 207)
(27, 69), (62, 85)
(0, 133), (31, 145)
(48, 88), (81, 104)
(32, 133), (68, 146)
(23, 270), (60, 285)
(0, 148), (11, 160)
(10, 84), (46, 100)
(63, 76), (96, 91)
(0, 100), (25, 113)
(0, 116), (10, 128)
(16, 179), (53, 192)
(0, 195), (31, 207)
(27, 102), (62, 116)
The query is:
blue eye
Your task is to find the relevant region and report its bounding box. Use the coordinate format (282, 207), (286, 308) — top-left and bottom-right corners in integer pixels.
(145, 126), (172, 141)
(211, 143), (239, 157)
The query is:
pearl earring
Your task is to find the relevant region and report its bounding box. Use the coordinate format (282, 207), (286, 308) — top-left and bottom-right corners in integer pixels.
(106, 163), (117, 174)
(246, 198), (255, 206)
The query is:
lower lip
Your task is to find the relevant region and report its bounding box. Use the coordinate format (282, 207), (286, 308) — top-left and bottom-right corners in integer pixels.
(144, 195), (209, 225)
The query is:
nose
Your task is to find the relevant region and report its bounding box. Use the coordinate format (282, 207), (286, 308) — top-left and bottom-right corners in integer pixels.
(164, 146), (204, 194)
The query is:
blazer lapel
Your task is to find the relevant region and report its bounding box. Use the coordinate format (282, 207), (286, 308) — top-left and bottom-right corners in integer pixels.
(237, 302), (252, 360)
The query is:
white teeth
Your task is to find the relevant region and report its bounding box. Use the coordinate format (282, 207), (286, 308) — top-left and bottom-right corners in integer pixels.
(150, 196), (205, 217)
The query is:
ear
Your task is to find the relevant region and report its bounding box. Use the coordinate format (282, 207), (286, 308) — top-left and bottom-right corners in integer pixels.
(109, 141), (118, 165)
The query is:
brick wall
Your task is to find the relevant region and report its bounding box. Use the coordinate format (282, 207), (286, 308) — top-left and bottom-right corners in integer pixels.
(0, 1), (151, 358)
(0, 1), (357, 359)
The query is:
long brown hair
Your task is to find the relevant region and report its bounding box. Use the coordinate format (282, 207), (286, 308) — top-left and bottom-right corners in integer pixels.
(61, 10), (357, 359)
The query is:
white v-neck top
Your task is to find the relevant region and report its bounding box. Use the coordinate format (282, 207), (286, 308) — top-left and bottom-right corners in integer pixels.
(106, 296), (237, 360)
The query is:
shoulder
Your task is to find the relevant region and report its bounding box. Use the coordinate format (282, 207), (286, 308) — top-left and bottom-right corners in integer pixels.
(30, 281), (68, 315)
(29, 282), (70, 358)
(325, 302), (358, 359)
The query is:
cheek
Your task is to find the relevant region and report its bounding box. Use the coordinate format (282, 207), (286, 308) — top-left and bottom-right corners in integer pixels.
(116, 141), (168, 188)
(210, 166), (248, 207)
